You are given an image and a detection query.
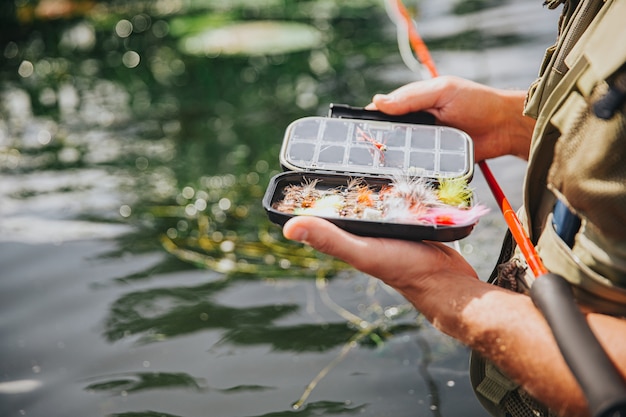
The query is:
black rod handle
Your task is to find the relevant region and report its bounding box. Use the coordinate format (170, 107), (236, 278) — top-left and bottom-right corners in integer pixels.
(530, 273), (626, 417)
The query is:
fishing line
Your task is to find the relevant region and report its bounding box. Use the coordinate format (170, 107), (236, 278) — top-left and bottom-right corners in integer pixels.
(384, 0), (439, 79)
(383, 0), (428, 78)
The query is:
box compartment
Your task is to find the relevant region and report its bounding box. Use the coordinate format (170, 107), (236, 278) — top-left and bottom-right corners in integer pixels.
(264, 171), (477, 242)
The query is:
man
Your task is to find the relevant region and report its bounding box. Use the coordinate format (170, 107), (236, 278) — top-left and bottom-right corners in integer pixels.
(282, 1), (626, 416)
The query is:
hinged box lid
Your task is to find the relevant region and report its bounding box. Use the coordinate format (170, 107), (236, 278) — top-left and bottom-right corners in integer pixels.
(279, 116), (474, 181)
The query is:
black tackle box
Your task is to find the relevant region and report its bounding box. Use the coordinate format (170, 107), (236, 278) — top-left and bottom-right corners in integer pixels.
(262, 105), (478, 242)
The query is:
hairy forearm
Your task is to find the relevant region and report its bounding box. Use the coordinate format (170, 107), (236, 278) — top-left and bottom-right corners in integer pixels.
(450, 284), (587, 416)
(397, 274), (626, 417)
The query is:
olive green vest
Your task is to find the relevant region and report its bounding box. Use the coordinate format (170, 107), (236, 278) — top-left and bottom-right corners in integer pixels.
(524, 0), (626, 315)
(471, 1), (626, 415)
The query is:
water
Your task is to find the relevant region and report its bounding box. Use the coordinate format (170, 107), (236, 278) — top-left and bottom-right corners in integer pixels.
(1, 1), (558, 416)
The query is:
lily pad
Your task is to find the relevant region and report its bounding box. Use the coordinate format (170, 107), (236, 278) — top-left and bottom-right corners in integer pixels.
(178, 21), (324, 56)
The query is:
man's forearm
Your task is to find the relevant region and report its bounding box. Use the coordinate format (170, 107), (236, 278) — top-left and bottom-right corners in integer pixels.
(399, 274), (626, 417)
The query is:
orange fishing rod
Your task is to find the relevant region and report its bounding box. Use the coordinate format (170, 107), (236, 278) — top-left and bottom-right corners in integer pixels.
(387, 3), (626, 415)
(391, 0), (439, 79)
(389, 0), (547, 277)
(478, 160), (548, 276)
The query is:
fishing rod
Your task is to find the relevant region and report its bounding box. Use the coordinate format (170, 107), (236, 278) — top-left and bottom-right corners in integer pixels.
(385, 0), (546, 276)
(386, 1), (626, 416)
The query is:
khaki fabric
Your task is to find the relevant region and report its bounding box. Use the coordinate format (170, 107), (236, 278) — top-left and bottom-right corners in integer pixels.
(470, 0), (626, 416)
(537, 214), (626, 316)
(526, 0), (626, 303)
(546, 2), (626, 242)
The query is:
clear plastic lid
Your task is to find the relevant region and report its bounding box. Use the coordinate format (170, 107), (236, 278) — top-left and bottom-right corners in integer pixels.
(279, 117), (474, 180)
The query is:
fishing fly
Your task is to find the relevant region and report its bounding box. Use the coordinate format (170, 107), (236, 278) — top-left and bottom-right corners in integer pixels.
(273, 175), (488, 227)
(356, 127), (387, 165)
(356, 127), (387, 152)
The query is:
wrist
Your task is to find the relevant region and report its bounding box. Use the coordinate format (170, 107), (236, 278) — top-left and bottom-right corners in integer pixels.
(500, 90), (535, 160)
(392, 269), (481, 334)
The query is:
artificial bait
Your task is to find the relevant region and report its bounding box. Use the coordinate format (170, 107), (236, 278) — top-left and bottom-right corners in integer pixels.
(356, 127), (387, 152)
(273, 176), (488, 227)
(437, 177), (473, 207)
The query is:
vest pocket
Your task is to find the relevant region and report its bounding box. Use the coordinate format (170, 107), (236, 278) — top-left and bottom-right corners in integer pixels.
(536, 213), (626, 316)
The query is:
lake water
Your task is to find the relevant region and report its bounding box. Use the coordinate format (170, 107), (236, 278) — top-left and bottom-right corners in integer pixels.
(1, 1), (558, 416)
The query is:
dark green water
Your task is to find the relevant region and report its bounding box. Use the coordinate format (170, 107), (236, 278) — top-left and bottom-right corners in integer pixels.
(1, 1), (558, 416)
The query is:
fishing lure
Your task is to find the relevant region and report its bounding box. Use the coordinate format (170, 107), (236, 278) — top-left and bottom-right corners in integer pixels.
(295, 194), (343, 217)
(419, 205), (490, 226)
(274, 178), (321, 213)
(380, 175), (436, 221)
(356, 127), (387, 165)
(356, 127), (387, 152)
(437, 177), (473, 207)
(273, 175), (488, 227)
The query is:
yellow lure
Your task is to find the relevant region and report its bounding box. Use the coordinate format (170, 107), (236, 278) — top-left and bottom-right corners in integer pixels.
(437, 178), (473, 207)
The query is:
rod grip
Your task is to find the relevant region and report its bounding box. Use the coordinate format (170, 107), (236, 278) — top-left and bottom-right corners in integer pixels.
(530, 273), (626, 417)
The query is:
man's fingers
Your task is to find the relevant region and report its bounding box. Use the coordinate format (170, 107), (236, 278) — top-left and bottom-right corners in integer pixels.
(282, 216), (439, 280)
(283, 216), (372, 265)
(372, 84), (442, 115)
(283, 216), (410, 276)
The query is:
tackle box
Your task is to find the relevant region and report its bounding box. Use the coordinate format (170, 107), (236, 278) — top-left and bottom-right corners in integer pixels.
(262, 105), (477, 242)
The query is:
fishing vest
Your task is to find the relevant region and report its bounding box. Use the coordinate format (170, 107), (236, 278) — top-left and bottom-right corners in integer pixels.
(471, 0), (626, 415)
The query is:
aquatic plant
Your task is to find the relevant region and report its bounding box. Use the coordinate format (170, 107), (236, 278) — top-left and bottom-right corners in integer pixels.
(136, 172), (347, 278)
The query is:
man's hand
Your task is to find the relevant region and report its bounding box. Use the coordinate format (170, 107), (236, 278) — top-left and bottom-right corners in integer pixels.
(366, 76), (535, 161)
(283, 215), (479, 306)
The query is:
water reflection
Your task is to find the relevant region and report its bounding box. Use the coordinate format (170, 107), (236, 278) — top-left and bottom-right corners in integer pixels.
(103, 279), (300, 345)
(247, 401), (366, 417)
(85, 371), (204, 395)
(104, 270), (419, 350)
(106, 401), (366, 417)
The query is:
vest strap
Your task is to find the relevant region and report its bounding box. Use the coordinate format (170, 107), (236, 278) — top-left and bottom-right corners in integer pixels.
(476, 361), (520, 405)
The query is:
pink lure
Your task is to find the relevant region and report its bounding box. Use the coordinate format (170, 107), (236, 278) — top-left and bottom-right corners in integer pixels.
(419, 205), (490, 226)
